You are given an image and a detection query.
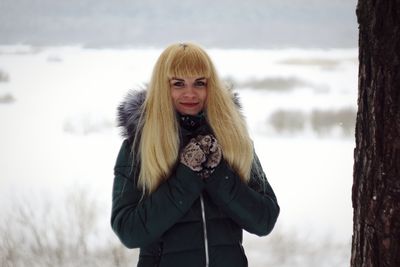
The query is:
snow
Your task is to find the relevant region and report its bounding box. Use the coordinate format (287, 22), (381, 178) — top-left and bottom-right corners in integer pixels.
(0, 45), (357, 266)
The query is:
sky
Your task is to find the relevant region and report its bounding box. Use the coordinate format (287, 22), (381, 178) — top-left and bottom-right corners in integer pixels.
(0, 0), (358, 49)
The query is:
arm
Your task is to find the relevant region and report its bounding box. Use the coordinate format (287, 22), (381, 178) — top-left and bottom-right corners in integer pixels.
(111, 139), (204, 248)
(204, 152), (280, 236)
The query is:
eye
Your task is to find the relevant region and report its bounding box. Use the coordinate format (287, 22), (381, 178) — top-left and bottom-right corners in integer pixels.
(194, 80), (207, 87)
(172, 81), (185, 87)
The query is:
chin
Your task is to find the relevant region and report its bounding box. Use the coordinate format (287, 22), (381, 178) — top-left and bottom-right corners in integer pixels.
(183, 111), (197, 115)
(181, 110), (200, 115)
(178, 107), (201, 115)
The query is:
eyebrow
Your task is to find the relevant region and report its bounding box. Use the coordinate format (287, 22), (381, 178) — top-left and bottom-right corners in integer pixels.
(170, 77), (206, 81)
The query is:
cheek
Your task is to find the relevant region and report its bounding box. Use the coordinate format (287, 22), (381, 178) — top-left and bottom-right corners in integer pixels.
(170, 90), (180, 103)
(200, 90), (207, 103)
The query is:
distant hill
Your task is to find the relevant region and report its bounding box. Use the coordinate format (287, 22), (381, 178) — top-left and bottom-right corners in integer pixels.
(0, 0), (357, 49)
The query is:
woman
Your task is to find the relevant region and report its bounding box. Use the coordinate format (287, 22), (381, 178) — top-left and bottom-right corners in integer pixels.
(111, 42), (279, 267)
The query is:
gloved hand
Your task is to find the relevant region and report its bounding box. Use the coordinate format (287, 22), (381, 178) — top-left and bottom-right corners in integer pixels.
(180, 138), (207, 172)
(180, 134), (222, 177)
(197, 134), (222, 178)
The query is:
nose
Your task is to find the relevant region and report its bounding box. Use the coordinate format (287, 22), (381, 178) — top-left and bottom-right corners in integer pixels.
(183, 86), (197, 98)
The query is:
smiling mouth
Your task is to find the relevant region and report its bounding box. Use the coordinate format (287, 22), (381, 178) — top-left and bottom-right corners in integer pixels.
(180, 103), (199, 107)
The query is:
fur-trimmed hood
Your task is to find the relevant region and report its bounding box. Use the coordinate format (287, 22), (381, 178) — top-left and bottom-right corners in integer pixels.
(117, 90), (147, 140)
(117, 89), (242, 140)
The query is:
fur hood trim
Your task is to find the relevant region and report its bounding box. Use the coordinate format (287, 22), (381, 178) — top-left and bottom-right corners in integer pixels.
(117, 89), (242, 140)
(117, 90), (146, 140)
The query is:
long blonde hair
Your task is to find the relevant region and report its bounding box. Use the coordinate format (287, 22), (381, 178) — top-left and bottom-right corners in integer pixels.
(133, 43), (254, 194)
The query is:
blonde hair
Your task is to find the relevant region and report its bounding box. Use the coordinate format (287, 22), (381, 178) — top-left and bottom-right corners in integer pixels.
(133, 42), (254, 194)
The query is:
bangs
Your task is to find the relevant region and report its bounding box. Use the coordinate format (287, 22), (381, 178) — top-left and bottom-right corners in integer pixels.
(167, 45), (211, 79)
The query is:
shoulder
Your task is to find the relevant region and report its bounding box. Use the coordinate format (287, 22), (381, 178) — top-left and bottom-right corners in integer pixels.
(115, 139), (134, 168)
(248, 152), (268, 188)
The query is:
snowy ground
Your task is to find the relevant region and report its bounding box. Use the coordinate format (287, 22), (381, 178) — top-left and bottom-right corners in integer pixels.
(0, 45), (357, 266)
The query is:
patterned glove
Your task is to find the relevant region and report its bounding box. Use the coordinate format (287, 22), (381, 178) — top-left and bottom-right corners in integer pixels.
(196, 134), (222, 179)
(180, 138), (207, 172)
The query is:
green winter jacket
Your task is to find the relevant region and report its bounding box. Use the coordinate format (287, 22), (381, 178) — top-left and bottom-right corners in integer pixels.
(111, 90), (280, 267)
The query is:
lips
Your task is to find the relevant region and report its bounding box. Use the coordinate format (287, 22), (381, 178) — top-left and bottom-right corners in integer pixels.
(180, 102), (199, 108)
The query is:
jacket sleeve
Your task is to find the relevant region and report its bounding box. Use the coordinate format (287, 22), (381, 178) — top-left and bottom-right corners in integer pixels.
(204, 152), (280, 236)
(111, 139), (205, 248)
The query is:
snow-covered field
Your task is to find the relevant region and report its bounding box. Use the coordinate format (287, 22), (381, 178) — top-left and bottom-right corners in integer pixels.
(0, 45), (357, 266)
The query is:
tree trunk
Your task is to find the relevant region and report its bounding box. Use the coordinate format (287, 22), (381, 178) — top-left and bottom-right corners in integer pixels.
(351, 0), (400, 266)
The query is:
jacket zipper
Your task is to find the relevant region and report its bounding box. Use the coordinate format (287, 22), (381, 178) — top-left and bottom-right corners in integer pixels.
(199, 194), (209, 267)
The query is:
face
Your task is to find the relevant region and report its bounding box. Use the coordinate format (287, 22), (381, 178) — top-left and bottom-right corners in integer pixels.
(170, 76), (207, 115)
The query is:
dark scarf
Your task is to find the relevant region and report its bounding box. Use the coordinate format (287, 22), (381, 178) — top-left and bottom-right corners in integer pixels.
(177, 112), (213, 148)
(178, 112), (206, 131)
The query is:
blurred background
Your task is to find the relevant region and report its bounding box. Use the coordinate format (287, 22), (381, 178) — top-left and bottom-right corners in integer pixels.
(0, 0), (358, 266)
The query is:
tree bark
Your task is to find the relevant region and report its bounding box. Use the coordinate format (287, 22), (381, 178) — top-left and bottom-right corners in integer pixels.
(351, 0), (400, 266)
